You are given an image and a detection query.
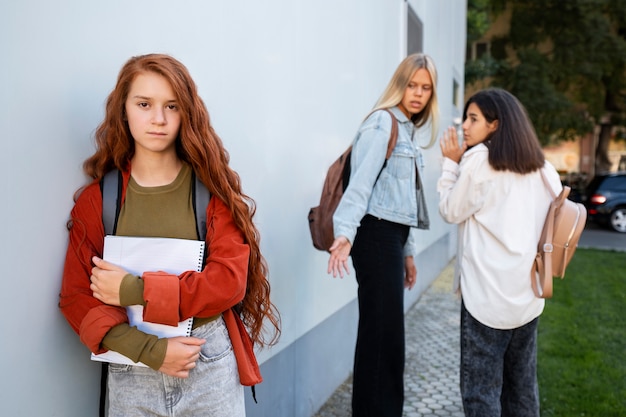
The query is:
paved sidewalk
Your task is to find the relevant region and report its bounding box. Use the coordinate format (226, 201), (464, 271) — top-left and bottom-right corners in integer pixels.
(314, 262), (464, 417)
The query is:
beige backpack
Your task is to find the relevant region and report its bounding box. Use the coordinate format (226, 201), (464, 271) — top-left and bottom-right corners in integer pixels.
(531, 169), (587, 298)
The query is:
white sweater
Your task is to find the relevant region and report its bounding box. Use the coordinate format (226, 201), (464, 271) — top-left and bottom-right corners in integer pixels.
(438, 144), (562, 329)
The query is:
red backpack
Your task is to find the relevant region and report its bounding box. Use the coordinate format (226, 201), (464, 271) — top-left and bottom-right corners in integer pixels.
(308, 109), (398, 252)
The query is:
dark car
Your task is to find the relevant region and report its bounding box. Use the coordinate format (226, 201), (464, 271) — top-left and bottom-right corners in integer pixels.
(583, 172), (626, 233)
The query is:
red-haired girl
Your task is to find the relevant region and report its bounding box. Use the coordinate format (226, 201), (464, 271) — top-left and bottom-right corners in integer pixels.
(59, 54), (280, 416)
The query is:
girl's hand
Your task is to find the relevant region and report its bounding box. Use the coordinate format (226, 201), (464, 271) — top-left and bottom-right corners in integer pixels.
(159, 336), (205, 378)
(327, 236), (352, 278)
(440, 126), (467, 163)
(404, 256), (417, 290)
(90, 256), (128, 306)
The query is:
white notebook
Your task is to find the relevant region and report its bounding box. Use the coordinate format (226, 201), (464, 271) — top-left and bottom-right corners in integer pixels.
(91, 235), (205, 366)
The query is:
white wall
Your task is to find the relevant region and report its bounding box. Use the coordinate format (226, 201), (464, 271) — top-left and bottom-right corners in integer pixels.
(0, 1), (465, 416)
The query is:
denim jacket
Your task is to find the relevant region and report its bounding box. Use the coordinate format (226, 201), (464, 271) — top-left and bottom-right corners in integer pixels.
(333, 106), (430, 256)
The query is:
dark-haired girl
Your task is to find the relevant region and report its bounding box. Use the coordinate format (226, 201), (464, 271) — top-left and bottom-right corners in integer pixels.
(438, 88), (561, 417)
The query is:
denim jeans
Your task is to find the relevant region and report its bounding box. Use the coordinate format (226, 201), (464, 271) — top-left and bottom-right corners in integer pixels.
(460, 301), (540, 417)
(107, 317), (244, 417)
(350, 215), (410, 417)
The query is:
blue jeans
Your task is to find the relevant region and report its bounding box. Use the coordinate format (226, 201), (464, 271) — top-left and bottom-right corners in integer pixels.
(460, 301), (540, 417)
(107, 317), (244, 417)
(350, 215), (410, 417)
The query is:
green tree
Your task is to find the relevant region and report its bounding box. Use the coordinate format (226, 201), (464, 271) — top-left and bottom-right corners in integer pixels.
(465, 0), (504, 86)
(466, 0), (493, 42)
(467, 0), (626, 173)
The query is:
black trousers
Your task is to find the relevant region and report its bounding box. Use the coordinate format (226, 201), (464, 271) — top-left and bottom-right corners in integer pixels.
(350, 215), (410, 417)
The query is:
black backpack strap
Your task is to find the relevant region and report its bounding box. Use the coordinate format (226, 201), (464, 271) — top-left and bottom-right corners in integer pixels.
(101, 169), (123, 236)
(102, 169), (209, 239)
(192, 172), (210, 241)
(98, 169), (122, 417)
(99, 362), (108, 417)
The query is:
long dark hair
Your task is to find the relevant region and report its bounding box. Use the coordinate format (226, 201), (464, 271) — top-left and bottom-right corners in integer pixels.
(81, 54), (280, 347)
(464, 88), (545, 174)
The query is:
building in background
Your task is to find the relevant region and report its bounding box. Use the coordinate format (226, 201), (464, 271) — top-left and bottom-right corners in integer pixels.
(0, 1), (466, 416)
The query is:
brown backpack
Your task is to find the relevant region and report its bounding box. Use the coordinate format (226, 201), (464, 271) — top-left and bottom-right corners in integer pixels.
(308, 109), (398, 252)
(531, 169), (587, 298)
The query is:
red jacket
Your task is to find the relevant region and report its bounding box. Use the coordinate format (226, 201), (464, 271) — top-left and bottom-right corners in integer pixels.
(59, 169), (262, 385)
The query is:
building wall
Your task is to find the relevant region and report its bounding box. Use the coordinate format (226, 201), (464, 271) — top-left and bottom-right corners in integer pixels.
(0, 1), (465, 416)
(544, 133), (625, 180)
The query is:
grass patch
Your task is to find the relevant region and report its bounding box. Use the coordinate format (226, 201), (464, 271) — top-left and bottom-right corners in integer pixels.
(538, 249), (626, 416)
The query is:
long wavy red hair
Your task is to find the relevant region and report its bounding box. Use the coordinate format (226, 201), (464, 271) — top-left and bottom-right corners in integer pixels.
(82, 53), (280, 347)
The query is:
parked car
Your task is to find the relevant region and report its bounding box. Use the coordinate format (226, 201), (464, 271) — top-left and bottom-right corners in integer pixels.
(583, 172), (626, 233)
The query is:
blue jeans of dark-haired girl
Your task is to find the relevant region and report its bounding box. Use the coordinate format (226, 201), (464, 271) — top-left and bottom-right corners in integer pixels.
(460, 301), (540, 417)
(350, 215), (410, 417)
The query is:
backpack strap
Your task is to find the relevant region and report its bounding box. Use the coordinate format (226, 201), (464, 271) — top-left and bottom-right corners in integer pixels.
(98, 169), (123, 417)
(342, 109), (399, 190)
(533, 168), (568, 298)
(540, 168), (557, 200)
(100, 169), (211, 240)
(101, 170), (123, 235)
(382, 108), (399, 161)
(375, 109), (399, 182)
(192, 172), (210, 241)
(98, 362), (108, 417)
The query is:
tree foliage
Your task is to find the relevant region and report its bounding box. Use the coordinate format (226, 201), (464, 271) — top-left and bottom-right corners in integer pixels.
(466, 0), (493, 42)
(467, 0), (626, 171)
(465, 0), (506, 85)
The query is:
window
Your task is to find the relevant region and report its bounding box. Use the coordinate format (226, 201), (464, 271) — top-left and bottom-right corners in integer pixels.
(475, 42), (489, 59)
(453, 79), (460, 108)
(467, 41), (491, 61)
(407, 5), (423, 55)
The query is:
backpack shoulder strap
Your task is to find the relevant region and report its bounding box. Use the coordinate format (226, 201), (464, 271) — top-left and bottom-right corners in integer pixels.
(98, 169), (122, 417)
(101, 169), (211, 240)
(533, 167), (567, 298)
(373, 109), (399, 182)
(192, 172), (210, 241)
(539, 168), (557, 200)
(382, 108), (399, 160)
(101, 169), (123, 236)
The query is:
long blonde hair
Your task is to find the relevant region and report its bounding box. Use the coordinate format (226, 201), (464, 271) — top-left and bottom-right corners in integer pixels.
(373, 53), (440, 148)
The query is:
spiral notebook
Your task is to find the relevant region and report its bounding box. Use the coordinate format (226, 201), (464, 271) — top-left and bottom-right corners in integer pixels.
(91, 235), (205, 366)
